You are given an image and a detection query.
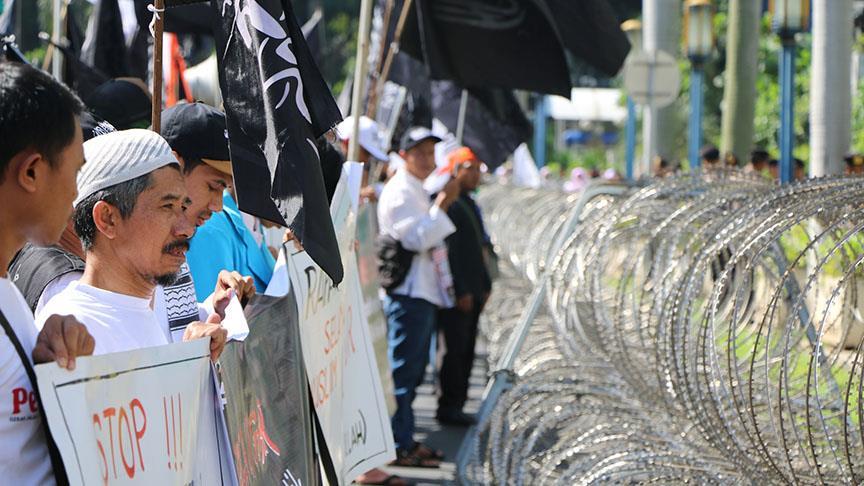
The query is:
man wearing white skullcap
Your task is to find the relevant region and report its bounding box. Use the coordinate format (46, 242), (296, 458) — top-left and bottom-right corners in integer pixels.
(35, 129), (228, 359)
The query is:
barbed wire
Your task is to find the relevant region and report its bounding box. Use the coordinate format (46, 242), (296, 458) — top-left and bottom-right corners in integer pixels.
(461, 171), (864, 484)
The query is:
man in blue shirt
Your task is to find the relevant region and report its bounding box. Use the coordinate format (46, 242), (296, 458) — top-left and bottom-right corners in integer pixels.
(186, 190), (276, 298)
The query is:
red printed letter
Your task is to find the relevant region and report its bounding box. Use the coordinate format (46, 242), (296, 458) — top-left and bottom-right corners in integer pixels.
(11, 388), (26, 414)
(118, 407), (136, 478)
(93, 413), (108, 485)
(102, 407), (118, 479)
(130, 399), (146, 471)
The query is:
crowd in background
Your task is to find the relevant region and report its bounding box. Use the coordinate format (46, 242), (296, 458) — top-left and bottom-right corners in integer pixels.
(0, 60), (494, 485)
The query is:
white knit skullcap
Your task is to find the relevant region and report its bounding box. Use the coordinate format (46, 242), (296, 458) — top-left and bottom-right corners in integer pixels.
(76, 129), (180, 207)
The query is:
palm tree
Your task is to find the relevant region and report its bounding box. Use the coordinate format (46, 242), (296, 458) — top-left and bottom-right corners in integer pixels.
(720, 0), (760, 163)
(642, 0), (682, 171)
(809, 0), (853, 177)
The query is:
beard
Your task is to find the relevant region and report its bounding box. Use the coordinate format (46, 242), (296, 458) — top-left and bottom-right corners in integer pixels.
(155, 272), (181, 287)
(152, 238), (190, 287)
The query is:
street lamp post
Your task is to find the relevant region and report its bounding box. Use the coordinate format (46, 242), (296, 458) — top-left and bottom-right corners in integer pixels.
(685, 0), (714, 171)
(621, 19), (642, 181)
(771, 0), (809, 183)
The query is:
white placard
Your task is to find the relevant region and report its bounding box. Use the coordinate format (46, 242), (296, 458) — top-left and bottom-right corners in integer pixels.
(35, 340), (234, 486)
(288, 162), (396, 484)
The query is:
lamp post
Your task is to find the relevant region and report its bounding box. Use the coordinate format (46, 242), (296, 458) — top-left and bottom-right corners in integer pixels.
(685, 0), (714, 171)
(621, 19), (642, 180)
(771, 0), (809, 183)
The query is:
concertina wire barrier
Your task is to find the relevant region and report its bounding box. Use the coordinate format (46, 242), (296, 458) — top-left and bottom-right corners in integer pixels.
(457, 169), (864, 485)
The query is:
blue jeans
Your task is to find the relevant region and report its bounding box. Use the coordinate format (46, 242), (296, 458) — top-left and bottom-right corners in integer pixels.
(383, 294), (437, 451)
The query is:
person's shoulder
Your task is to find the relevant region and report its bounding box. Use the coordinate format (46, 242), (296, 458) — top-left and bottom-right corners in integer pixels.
(192, 212), (234, 243)
(379, 177), (412, 206)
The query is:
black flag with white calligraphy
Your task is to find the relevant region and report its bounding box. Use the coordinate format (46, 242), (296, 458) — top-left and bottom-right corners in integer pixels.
(211, 0), (344, 285)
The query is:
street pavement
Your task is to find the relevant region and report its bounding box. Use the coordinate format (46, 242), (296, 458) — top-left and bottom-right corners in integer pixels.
(376, 345), (488, 485)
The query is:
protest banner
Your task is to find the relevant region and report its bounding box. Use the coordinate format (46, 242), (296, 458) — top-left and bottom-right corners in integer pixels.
(286, 163), (396, 484)
(35, 339), (234, 486)
(355, 202), (396, 414)
(219, 290), (317, 486)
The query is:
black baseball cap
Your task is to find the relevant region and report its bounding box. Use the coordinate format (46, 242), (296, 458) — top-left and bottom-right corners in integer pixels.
(400, 126), (441, 152)
(160, 102), (232, 175)
(84, 78), (151, 130)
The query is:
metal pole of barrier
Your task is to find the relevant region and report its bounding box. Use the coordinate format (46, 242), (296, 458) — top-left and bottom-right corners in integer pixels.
(779, 38), (796, 184)
(625, 97), (637, 181)
(688, 65), (704, 170)
(455, 183), (631, 482)
(533, 95), (547, 168)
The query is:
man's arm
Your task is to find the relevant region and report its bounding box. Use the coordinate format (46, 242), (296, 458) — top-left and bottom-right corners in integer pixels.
(390, 203), (456, 252)
(386, 179), (461, 252)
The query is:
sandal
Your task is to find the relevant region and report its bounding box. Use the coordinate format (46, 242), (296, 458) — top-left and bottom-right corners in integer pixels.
(411, 442), (444, 461)
(355, 471), (411, 485)
(388, 448), (441, 468)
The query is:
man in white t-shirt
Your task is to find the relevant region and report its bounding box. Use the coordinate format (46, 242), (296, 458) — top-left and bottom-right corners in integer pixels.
(36, 129), (228, 359)
(15, 102), (255, 344)
(0, 62), (97, 485)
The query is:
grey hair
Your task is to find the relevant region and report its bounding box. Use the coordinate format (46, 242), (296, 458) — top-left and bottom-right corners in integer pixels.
(73, 173), (153, 251)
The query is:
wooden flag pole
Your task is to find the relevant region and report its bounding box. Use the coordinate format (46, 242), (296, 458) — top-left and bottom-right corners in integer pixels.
(151, 0), (166, 133)
(363, 0), (394, 118)
(367, 0), (413, 120)
(50, 0), (63, 80)
(348, 0), (375, 162)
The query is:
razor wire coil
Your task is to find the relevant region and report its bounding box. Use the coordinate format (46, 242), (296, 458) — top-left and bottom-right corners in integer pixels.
(461, 171), (864, 485)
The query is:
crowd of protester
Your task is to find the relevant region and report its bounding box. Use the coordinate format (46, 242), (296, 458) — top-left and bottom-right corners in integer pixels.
(0, 61), (495, 485)
(649, 143), (864, 180)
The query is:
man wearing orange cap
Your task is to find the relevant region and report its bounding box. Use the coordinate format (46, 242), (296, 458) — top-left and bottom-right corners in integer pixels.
(436, 147), (492, 426)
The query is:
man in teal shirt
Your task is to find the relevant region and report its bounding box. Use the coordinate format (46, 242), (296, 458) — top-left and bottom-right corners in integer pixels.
(186, 190), (276, 299)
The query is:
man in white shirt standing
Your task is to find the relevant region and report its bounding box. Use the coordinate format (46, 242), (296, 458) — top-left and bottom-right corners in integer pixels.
(36, 129), (228, 358)
(0, 62), (96, 485)
(377, 127), (460, 466)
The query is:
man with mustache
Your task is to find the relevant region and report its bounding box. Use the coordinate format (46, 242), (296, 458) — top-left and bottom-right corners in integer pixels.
(35, 129), (227, 358)
(15, 105), (254, 345)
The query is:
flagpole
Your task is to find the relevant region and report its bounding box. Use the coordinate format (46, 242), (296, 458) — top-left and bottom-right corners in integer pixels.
(364, 0), (394, 119)
(455, 89), (469, 144)
(151, 0), (165, 133)
(348, 0), (374, 162)
(51, 0), (62, 80)
(368, 0), (413, 120)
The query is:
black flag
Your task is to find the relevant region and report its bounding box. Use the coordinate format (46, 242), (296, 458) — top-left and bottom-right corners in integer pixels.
(211, 0), (344, 285)
(431, 81), (531, 171)
(80, 0), (129, 79)
(301, 7), (323, 61)
(384, 46), (528, 170)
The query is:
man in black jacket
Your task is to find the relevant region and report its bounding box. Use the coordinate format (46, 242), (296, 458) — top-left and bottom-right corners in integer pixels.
(436, 146), (492, 426)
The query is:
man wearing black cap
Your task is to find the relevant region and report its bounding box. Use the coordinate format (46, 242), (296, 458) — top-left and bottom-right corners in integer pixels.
(377, 127), (460, 467)
(169, 103), (273, 298)
(160, 102), (256, 330)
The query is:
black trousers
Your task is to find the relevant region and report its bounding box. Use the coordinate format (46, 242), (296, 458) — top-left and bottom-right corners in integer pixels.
(436, 303), (481, 413)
